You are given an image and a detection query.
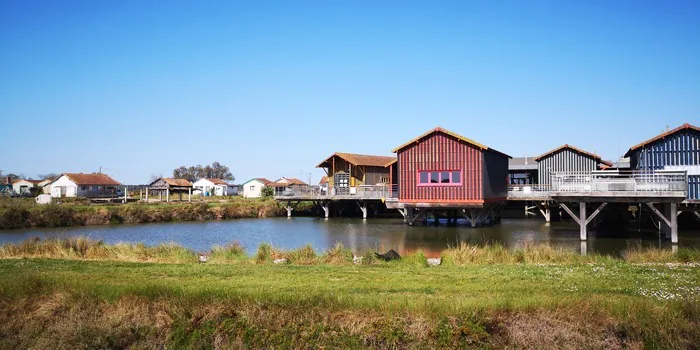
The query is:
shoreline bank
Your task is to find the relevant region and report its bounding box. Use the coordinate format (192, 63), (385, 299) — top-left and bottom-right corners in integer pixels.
(1, 249), (698, 348)
(0, 198), (296, 230)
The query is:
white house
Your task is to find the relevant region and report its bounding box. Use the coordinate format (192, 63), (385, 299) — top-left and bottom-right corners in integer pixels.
(49, 173), (121, 198)
(319, 176), (328, 195)
(241, 178), (271, 198)
(192, 178), (236, 196)
(11, 179), (39, 196)
(268, 177), (309, 195)
(37, 179), (53, 194)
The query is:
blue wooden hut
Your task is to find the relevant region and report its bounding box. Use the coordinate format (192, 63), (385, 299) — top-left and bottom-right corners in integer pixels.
(624, 123), (700, 201)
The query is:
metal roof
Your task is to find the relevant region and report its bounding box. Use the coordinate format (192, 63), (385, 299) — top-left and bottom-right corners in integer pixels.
(624, 123), (700, 157)
(534, 144), (613, 167)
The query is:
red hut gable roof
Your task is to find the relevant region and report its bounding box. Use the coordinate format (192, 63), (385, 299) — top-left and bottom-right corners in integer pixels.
(392, 127), (511, 158)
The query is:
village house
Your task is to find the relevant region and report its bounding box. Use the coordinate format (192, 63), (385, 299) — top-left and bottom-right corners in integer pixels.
(316, 152), (397, 195)
(192, 178), (236, 196)
(36, 179), (53, 194)
(319, 176), (328, 194)
(268, 177), (309, 196)
(241, 178), (272, 198)
(48, 173), (121, 198)
(11, 179), (44, 196)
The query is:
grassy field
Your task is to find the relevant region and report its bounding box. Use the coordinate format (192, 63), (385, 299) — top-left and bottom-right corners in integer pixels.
(0, 238), (699, 348)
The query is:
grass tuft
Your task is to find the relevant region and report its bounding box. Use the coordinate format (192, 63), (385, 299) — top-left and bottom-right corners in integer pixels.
(285, 245), (318, 265)
(322, 242), (352, 265)
(209, 242), (247, 264)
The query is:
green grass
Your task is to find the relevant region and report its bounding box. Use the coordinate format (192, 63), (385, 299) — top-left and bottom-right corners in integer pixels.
(0, 258), (698, 348)
(0, 238), (699, 348)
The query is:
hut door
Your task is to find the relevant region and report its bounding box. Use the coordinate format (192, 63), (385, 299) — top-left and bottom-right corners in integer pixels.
(334, 172), (350, 195)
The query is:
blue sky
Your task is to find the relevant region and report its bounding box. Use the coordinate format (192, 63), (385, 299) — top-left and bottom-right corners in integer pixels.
(1, 0), (698, 184)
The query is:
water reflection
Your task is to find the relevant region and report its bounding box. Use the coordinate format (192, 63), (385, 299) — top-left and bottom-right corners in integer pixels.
(0, 217), (697, 257)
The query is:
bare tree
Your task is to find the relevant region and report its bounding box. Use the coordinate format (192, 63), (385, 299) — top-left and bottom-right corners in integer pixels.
(38, 173), (59, 180)
(150, 174), (163, 183)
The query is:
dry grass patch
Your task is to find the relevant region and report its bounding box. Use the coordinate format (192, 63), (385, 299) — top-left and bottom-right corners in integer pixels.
(0, 237), (197, 263)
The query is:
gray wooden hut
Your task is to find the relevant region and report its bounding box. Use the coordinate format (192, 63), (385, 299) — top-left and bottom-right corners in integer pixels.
(147, 178), (193, 202)
(535, 144), (612, 186)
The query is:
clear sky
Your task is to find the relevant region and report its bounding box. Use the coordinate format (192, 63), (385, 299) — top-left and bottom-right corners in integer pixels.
(1, 0), (698, 184)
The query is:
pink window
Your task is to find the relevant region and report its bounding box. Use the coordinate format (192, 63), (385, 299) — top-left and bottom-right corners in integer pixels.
(417, 170), (462, 186)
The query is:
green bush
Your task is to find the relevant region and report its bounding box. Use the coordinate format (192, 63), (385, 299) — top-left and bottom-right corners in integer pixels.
(260, 186), (274, 198)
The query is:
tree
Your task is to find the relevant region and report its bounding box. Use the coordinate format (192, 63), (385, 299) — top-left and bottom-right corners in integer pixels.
(261, 186), (274, 198)
(172, 162), (234, 182)
(38, 173), (59, 180)
(150, 174), (163, 183)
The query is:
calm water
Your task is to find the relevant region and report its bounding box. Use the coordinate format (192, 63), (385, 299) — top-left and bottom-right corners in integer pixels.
(1, 218), (699, 256)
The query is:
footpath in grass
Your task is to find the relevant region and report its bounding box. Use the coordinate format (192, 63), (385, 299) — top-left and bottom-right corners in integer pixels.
(0, 238), (699, 348)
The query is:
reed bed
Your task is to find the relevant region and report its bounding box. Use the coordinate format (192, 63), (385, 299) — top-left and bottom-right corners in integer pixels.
(0, 199), (285, 229)
(1, 237), (698, 265)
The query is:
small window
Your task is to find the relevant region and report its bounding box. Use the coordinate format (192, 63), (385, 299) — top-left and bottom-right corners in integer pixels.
(418, 170), (462, 186)
(380, 176), (389, 183)
(440, 171), (450, 183)
(250, 186), (255, 190)
(419, 172), (429, 184)
(430, 172), (439, 183)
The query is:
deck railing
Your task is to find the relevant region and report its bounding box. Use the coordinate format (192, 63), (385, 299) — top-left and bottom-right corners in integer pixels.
(507, 184), (552, 198)
(275, 185), (399, 200)
(551, 170), (688, 195)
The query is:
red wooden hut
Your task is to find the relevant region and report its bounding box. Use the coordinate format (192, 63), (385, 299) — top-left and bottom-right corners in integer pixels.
(392, 127), (511, 226)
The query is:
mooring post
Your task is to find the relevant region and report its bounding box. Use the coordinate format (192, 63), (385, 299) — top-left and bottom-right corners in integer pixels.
(579, 202), (587, 241)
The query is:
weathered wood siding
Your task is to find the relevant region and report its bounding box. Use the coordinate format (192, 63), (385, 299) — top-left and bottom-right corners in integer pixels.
(537, 149), (598, 185)
(326, 157), (389, 187)
(397, 132), (484, 203)
(363, 166), (391, 185)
